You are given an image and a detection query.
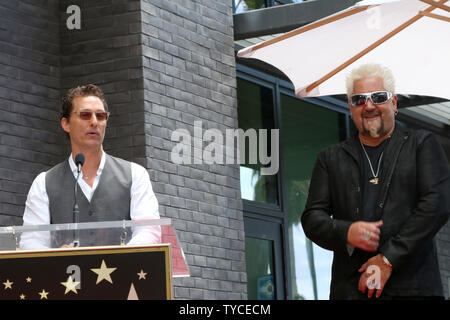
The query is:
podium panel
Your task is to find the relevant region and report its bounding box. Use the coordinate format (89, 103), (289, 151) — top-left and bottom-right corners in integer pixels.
(0, 219), (189, 300)
(0, 245), (172, 300)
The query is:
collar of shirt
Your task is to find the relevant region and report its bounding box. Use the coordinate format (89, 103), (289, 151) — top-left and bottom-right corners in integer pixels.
(68, 151), (106, 178)
(68, 152), (106, 201)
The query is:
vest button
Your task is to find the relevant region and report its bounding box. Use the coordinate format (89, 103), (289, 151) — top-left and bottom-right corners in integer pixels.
(88, 209), (94, 216)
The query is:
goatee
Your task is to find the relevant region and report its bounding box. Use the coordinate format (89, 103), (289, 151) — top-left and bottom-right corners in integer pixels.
(362, 116), (385, 138)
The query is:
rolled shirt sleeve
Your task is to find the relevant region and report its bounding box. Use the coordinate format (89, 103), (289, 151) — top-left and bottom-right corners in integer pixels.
(128, 162), (161, 245)
(20, 172), (51, 249)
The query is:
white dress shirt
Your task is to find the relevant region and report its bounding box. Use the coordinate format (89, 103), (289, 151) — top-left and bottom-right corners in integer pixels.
(21, 152), (160, 249)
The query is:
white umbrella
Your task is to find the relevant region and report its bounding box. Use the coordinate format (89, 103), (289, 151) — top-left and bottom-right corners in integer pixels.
(237, 0), (450, 100)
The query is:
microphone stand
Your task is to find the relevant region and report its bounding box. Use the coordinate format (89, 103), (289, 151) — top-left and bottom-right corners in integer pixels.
(73, 164), (81, 247)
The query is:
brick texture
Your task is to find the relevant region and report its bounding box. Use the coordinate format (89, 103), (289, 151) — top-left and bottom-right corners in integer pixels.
(140, 0), (246, 299)
(1, 0), (246, 300)
(59, 0), (147, 166)
(0, 0), (66, 226)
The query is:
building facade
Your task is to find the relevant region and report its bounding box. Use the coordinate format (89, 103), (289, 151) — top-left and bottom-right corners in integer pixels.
(0, 0), (448, 299)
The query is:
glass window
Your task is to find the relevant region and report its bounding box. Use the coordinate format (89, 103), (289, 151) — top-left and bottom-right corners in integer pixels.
(237, 78), (279, 205)
(280, 94), (346, 299)
(233, 0), (306, 14)
(245, 237), (275, 300)
(234, 0), (267, 14)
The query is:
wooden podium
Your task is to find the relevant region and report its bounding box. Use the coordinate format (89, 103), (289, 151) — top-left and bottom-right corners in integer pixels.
(0, 219), (188, 300)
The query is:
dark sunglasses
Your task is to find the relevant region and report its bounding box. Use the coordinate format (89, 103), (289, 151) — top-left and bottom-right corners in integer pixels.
(73, 110), (110, 121)
(350, 91), (393, 107)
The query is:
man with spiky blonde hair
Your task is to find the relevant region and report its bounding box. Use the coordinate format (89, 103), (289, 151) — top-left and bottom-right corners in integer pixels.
(302, 63), (449, 299)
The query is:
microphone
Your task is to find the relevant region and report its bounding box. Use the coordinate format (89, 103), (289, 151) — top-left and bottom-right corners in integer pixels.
(75, 153), (85, 172)
(73, 153), (85, 247)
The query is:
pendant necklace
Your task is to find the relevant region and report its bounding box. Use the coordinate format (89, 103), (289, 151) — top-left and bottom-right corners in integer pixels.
(82, 172), (93, 180)
(360, 140), (383, 185)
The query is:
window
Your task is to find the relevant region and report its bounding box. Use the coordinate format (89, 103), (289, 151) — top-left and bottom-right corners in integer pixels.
(244, 217), (284, 299)
(280, 93), (347, 299)
(245, 237), (275, 299)
(237, 78), (279, 205)
(236, 64), (350, 300)
(233, 0), (306, 14)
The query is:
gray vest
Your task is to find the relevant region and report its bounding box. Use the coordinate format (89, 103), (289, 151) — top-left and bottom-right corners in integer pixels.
(45, 155), (132, 246)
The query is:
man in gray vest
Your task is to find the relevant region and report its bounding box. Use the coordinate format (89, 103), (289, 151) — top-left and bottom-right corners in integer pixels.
(21, 84), (160, 248)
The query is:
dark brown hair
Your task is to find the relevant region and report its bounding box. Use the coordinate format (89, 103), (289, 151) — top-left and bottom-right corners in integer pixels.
(61, 84), (108, 120)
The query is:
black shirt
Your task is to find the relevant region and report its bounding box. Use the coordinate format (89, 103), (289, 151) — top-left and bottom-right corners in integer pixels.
(359, 138), (390, 221)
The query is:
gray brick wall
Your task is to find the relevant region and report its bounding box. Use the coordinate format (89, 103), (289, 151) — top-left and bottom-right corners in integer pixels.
(0, 0), (66, 226)
(1, 0), (246, 299)
(140, 0), (246, 299)
(59, 0), (147, 166)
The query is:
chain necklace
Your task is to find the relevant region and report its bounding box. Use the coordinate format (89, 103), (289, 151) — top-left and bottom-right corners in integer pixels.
(360, 140), (383, 185)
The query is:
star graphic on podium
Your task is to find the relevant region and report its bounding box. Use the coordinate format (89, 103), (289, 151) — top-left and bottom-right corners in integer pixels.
(60, 276), (80, 295)
(3, 279), (13, 290)
(38, 289), (49, 300)
(137, 269), (147, 280)
(91, 259), (117, 284)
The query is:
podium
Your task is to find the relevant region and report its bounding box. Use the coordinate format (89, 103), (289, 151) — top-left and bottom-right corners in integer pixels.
(0, 219), (189, 300)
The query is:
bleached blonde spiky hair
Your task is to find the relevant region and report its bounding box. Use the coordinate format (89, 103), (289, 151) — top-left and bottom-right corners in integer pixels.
(346, 63), (395, 97)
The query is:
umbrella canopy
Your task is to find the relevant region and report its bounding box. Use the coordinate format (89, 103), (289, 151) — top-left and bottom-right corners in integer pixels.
(237, 0), (450, 100)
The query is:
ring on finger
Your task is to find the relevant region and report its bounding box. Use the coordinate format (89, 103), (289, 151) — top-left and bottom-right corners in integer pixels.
(364, 230), (371, 241)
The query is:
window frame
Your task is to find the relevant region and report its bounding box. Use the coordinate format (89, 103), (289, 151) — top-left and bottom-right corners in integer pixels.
(236, 62), (351, 299)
